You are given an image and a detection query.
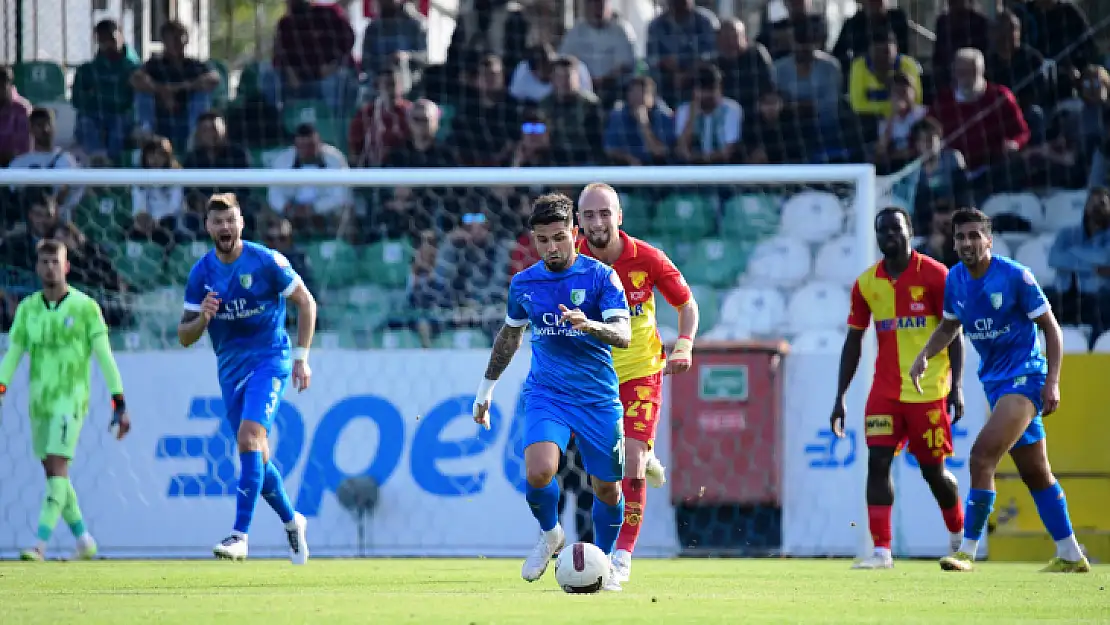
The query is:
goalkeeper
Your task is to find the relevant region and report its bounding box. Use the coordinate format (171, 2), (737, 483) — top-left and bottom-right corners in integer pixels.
(0, 239), (130, 561)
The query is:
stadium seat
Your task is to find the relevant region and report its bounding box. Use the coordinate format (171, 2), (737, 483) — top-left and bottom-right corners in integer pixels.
(433, 329), (492, 349)
(283, 99), (342, 148)
(980, 193), (1045, 231)
(786, 281), (851, 333)
(166, 241), (211, 284)
(691, 284), (719, 333)
(13, 61), (66, 103)
(72, 191), (133, 240)
(1014, 234), (1056, 287)
(334, 285), (402, 330)
(1092, 331), (1110, 353)
(1042, 189), (1087, 233)
(40, 101), (76, 147)
(1060, 326), (1090, 354)
(111, 241), (166, 291)
(717, 287), (787, 337)
(680, 239), (752, 288)
(744, 235), (812, 288)
(644, 237), (695, 268)
(374, 329), (424, 349)
(305, 240), (361, 289)
(720, 194), (781, 242)
(813, 235), (861, 287)
(131, 286), (182, 317)
(791, 329), (847, 354)
(362, 240), (414, 288)
(619, 193), (655, 238)
(436, 103), (455, 141)
(110, 328), (163, 352)
(654, 193), (715, 240)
(779, 191), (845, 243)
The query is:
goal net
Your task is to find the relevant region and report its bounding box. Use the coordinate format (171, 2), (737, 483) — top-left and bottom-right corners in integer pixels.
(0, 162), (888, 559)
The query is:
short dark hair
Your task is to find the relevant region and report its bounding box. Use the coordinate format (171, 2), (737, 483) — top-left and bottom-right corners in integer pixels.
(0, 66), (11, 85)
(552, 56), (576, 72)
(294, 123), (317, 138)
(197, 110), (223, 125)
(627, 75), (655, 96)
(1088, 186), (1110, 203)
(875, 206), (913, 235)
(891, 73), (914, 91)
(910, 117), (944, 142)
(529, 193), (575, 229)
(871, 27), (896, 44)
(160, 20), (189, 39)
(694, 63), (722, 90)
(35, 238), (66, 257)
(951, 207), (992, 235)
(22, 187), (55, 212)
(94, 19), (118, 37)
(29, 107), (53, 124)
(206, 193), (240, 215)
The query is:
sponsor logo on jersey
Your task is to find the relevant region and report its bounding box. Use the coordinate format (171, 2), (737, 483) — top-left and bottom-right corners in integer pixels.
(628, 289), (651, 302)
(874, 316), (928, 331)
(865, 415), (894, 436)
(629, 271), (649, 289)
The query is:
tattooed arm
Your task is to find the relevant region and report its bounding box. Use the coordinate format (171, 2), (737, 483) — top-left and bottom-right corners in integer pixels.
(472, 323), (527, 429)
(583, 315), (632, 349)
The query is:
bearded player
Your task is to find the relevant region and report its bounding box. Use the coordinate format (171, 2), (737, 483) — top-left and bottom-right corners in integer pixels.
(830, 207), (965, 569)
(178, 194), (317, 564)
(0, 237), (131, 561)
(577, 183), (699, 583)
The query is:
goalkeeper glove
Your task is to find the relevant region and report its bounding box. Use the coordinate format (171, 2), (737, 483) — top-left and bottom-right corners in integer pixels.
(111, 394), (126, 428)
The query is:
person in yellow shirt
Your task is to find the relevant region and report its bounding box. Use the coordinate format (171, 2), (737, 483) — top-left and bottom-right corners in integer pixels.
(849, 28), (922, 117)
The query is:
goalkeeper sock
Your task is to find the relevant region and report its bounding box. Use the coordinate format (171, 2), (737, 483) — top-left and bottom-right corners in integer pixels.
(614, 478), (646, 553)
(36, 477), (70, 543)
(525, 478), (561, 532)
(1030, 482), (1083, 560)
(960, 488), (996, 558)
(234, 451), (264, 534)
(593, 495), (625, 555)
(261, 461), (296, 525)
(61, 480), (87, 538)
(867, 505), (893, 551)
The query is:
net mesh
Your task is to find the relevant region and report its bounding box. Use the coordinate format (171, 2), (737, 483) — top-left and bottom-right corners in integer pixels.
(1, 0), (1109, 558)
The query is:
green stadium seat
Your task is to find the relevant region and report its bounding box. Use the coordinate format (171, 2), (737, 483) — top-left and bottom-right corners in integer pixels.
(618, 193), (655, 238)
(283, 99), (341, 148)
(689, 285), (720, 333)
(305, 240), (361, 289)
(333, 285), (401, 330)
(110, 328), (163, 352)
(14, 61), (65, 103)
(680, 239), (753, 289)
(73, 191), (133, 242)
(166, 241), (211, 285)
(721, 194), (782, 242)
(433, 328), (492, 349)
(112, 241), (166, 292)
(374, 329), (423, 349)
(437, 103), (455, 141)
(655, 193), (715, 240)
(362, 240), (413, 288)
(208, 59), (230, 107)
(235, 62), (263, 101)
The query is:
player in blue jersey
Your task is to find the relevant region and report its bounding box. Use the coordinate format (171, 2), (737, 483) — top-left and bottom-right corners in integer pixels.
(471, 193), (631, 591)
(177, 194), (318, 564)
(910, 208), (1090, 573)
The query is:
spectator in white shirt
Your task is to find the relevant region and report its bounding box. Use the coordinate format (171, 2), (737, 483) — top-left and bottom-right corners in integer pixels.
(267, 123), (353, 238)
(675, 63), (743, 164)
(875, 73), (927, 171)
(8, 108), (83, 217)
(131, 136), (185, 246)
(559, 0), (636, 105)
(510, 44), (593, 104)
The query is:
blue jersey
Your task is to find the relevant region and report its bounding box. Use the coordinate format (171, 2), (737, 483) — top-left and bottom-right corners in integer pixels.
(943, 255), (1049, 383)
(506, 255), (630, 406)
(184, 241), (302, 385)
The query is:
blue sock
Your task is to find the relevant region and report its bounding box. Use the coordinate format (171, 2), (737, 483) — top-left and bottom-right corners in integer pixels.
(592, 495), (625, 555)
(964, 488), (996, 541)
(261, 461), (296, 524)
(526, 478), (561, 532)
(234, 451), (264, 534)
(1031, 481), (1074, 541)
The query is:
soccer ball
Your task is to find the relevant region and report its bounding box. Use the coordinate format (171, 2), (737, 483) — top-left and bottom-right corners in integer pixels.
(554, 542), (610, 594)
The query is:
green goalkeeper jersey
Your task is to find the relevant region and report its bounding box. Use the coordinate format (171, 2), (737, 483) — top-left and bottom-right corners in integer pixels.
(0, 288), (124, 419)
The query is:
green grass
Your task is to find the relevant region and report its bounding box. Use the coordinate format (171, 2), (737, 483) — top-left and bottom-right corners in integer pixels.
(0, 559), (1107, 624)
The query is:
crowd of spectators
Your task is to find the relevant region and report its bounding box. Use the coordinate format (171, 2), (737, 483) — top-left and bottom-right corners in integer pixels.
(1, 0), (1109, 346)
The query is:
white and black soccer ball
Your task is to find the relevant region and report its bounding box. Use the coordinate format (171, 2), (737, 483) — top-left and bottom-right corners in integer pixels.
(554, 542), (610, 594)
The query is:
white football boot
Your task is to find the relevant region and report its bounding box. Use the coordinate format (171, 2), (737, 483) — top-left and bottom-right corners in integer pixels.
(75, 534), (98, 560)
(851, 550), (894, 569)
(213, 533), (249, 561)
(286, 512), (309, 565)
(949, 532), (963, 556)
(521, 525), (565, 582)
(645, 454), (667, 488)
(610, 549), (632, 583)
(603, 564), (623, 592)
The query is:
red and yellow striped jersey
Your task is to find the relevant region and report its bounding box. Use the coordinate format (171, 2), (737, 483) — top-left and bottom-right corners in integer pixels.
(847, 252), (951, 403)
(579, 232), (692, 383)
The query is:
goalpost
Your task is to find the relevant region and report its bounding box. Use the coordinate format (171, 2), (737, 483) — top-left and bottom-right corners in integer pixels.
(0, 164), (880, 559)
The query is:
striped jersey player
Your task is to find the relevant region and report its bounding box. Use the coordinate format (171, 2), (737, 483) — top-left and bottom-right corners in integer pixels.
(576, 183), (700, 583)
(830, 207), (965, 569)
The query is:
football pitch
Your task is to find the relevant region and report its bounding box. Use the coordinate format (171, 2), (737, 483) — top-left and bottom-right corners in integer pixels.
(1, 558), (1106, 624)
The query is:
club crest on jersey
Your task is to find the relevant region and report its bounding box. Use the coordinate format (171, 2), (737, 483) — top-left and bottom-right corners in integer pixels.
(909, 286), (925, 301)
(629, 271), (649, 289)
(990, 292), (1003, 309)
(570, 289), (586, 306)
(239, 273), (253, 289)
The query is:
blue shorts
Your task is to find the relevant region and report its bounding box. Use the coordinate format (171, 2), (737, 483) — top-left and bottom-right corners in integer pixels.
(983, 373), (1046, 449)
(221, 370), (290, 433)
(522, 393), (625, 483)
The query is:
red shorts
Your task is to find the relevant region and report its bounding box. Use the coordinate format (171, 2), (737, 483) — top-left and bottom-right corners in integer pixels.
(619, 372), (664, 448)
(864, 394), (952, 465)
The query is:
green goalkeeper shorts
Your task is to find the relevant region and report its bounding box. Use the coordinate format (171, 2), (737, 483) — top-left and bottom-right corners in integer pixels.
(31, 410), (85, 461)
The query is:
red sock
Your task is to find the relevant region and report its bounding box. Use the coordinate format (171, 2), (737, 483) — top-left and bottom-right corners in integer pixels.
(615, 478), (646, 553)
(941, 501), (964, 534)
(868, 505), (893, 550)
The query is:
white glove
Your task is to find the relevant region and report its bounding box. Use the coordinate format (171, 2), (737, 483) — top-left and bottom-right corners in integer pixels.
(472, 378), (496, 430)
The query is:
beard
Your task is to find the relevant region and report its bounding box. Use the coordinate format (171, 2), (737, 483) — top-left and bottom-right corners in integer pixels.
(214, 233), (238, 253)
(586, 230), (612, 249)
(543, 255), (571, 272)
